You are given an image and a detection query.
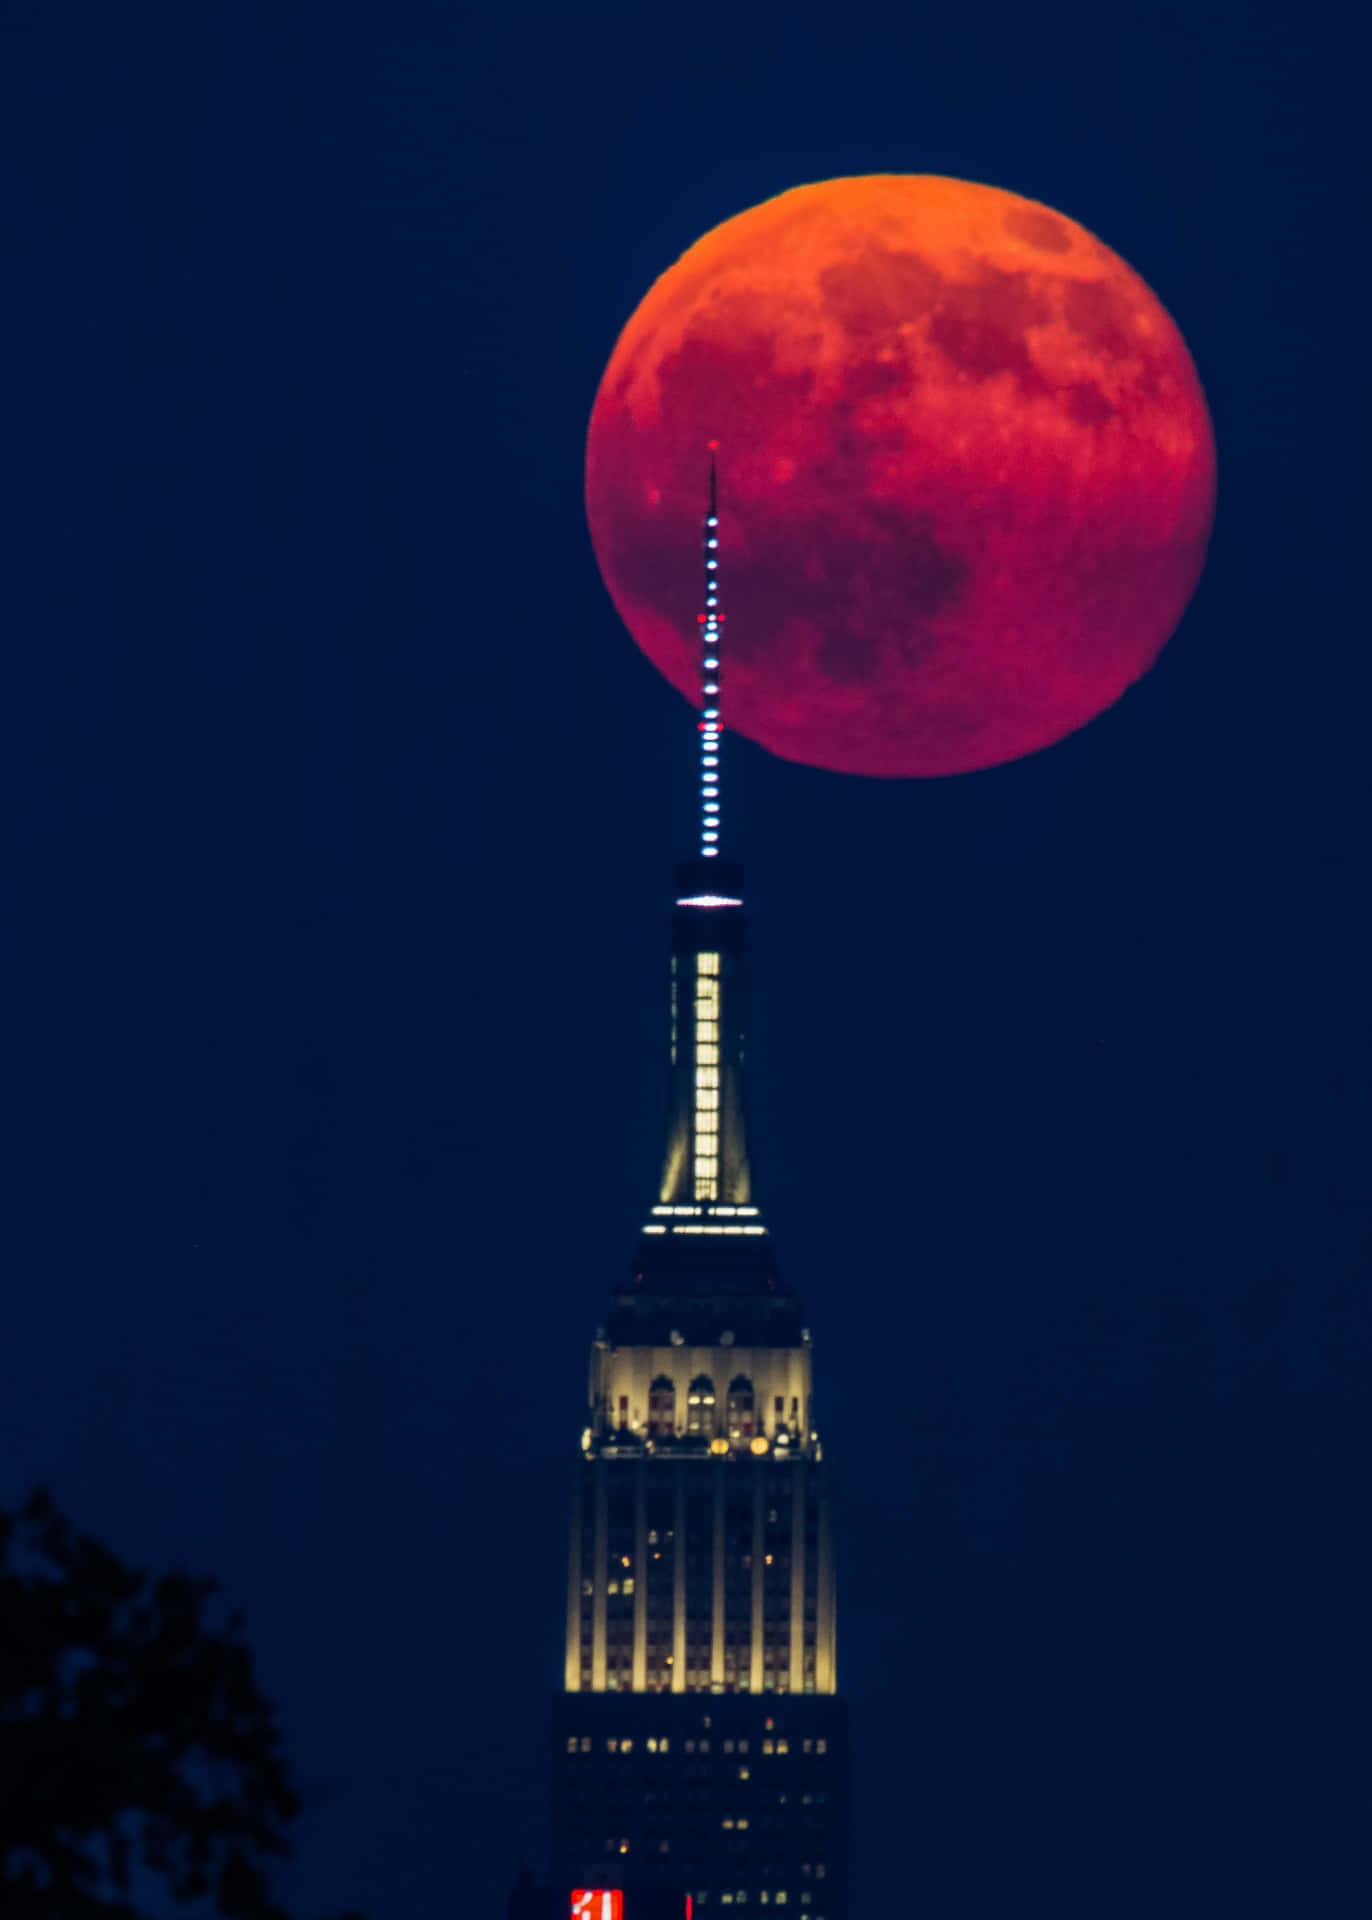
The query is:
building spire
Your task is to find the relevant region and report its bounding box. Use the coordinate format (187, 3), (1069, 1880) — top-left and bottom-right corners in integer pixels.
(699, 444), (722, 861)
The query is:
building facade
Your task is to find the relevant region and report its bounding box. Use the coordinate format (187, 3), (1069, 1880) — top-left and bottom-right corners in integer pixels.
(547, 452), (850, 1907)
(550, 850), (849, 1915)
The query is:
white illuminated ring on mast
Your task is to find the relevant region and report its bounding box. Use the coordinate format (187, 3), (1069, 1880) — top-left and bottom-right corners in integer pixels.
(700, 443), (722, 859)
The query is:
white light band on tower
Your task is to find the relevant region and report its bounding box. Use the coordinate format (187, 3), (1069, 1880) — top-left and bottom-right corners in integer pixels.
(694, 951), (721, 1200)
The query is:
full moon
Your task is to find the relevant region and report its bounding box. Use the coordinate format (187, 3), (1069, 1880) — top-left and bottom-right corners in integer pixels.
(586, 175), (1216, 777)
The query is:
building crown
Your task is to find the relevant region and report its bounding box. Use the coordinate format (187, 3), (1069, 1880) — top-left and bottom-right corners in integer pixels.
(616, 455), (790, 1341)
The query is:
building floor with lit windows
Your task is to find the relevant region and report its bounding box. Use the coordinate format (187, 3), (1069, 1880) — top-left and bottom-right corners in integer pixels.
(552, 1692), (848, 1916)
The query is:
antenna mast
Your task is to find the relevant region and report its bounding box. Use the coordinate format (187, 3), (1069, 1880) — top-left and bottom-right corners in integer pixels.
(699, 445), (722, 859)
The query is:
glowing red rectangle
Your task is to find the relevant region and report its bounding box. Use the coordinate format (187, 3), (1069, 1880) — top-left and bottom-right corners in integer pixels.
(570, 1894), (622, 1920)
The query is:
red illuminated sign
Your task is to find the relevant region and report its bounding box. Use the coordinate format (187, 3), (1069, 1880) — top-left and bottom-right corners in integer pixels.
(570, 1895), (623, 1920)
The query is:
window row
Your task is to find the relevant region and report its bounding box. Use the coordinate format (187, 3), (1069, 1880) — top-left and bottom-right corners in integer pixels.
(625, 1376), (807, 1441)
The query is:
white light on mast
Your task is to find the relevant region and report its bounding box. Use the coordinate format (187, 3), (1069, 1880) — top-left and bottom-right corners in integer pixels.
(698, 445), (725, 862)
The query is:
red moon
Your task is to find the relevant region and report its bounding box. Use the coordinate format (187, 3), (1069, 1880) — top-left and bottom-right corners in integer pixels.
(586, 175), (1216, 777)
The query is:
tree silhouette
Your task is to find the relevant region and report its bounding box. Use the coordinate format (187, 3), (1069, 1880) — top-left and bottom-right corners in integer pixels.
(0, 1487), (362, 1920)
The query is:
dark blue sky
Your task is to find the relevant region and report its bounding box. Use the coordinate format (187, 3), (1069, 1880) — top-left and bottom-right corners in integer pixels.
(4, 3), (1367, 1916)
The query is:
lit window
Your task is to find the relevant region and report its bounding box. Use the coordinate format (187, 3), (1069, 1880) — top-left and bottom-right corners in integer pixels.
(567, 1735), (578, 1752)
(816, 1740), (826, 1755)
(738, 1766), (750, 1780)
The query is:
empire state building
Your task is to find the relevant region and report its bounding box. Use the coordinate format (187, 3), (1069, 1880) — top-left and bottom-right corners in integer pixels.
(549, 461), (850, 1918)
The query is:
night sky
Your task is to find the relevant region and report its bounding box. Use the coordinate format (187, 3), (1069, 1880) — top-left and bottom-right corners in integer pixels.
(4, 3), (1367, 1916)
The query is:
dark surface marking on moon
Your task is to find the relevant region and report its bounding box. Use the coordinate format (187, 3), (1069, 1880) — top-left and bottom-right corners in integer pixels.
(1064, 380), (1116, 425)
(927, 260), (1053, 387)
(818, 248), (943, 339)
(894, 626), (940, 671)
(875, 508), (970, 621)
(817, 627), (880, 682)
(1061, 275), (1137, 362)
(654, 301), (821, 445)
(812, 511), (968, 685)
(845, 353), (913, 402)
(1003, 207), (1073, 253)
(831, 355), (912, 470)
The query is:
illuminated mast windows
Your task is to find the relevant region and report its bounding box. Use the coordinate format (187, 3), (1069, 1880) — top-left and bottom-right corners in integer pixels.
(694, 951), (721, 1200)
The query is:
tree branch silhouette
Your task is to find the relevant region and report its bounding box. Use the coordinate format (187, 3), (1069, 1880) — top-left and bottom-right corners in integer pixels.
(0, 1486), (363, 1920)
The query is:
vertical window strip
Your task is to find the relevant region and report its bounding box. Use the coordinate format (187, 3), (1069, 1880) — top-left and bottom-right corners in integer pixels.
(694, 954), (722, 1200)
